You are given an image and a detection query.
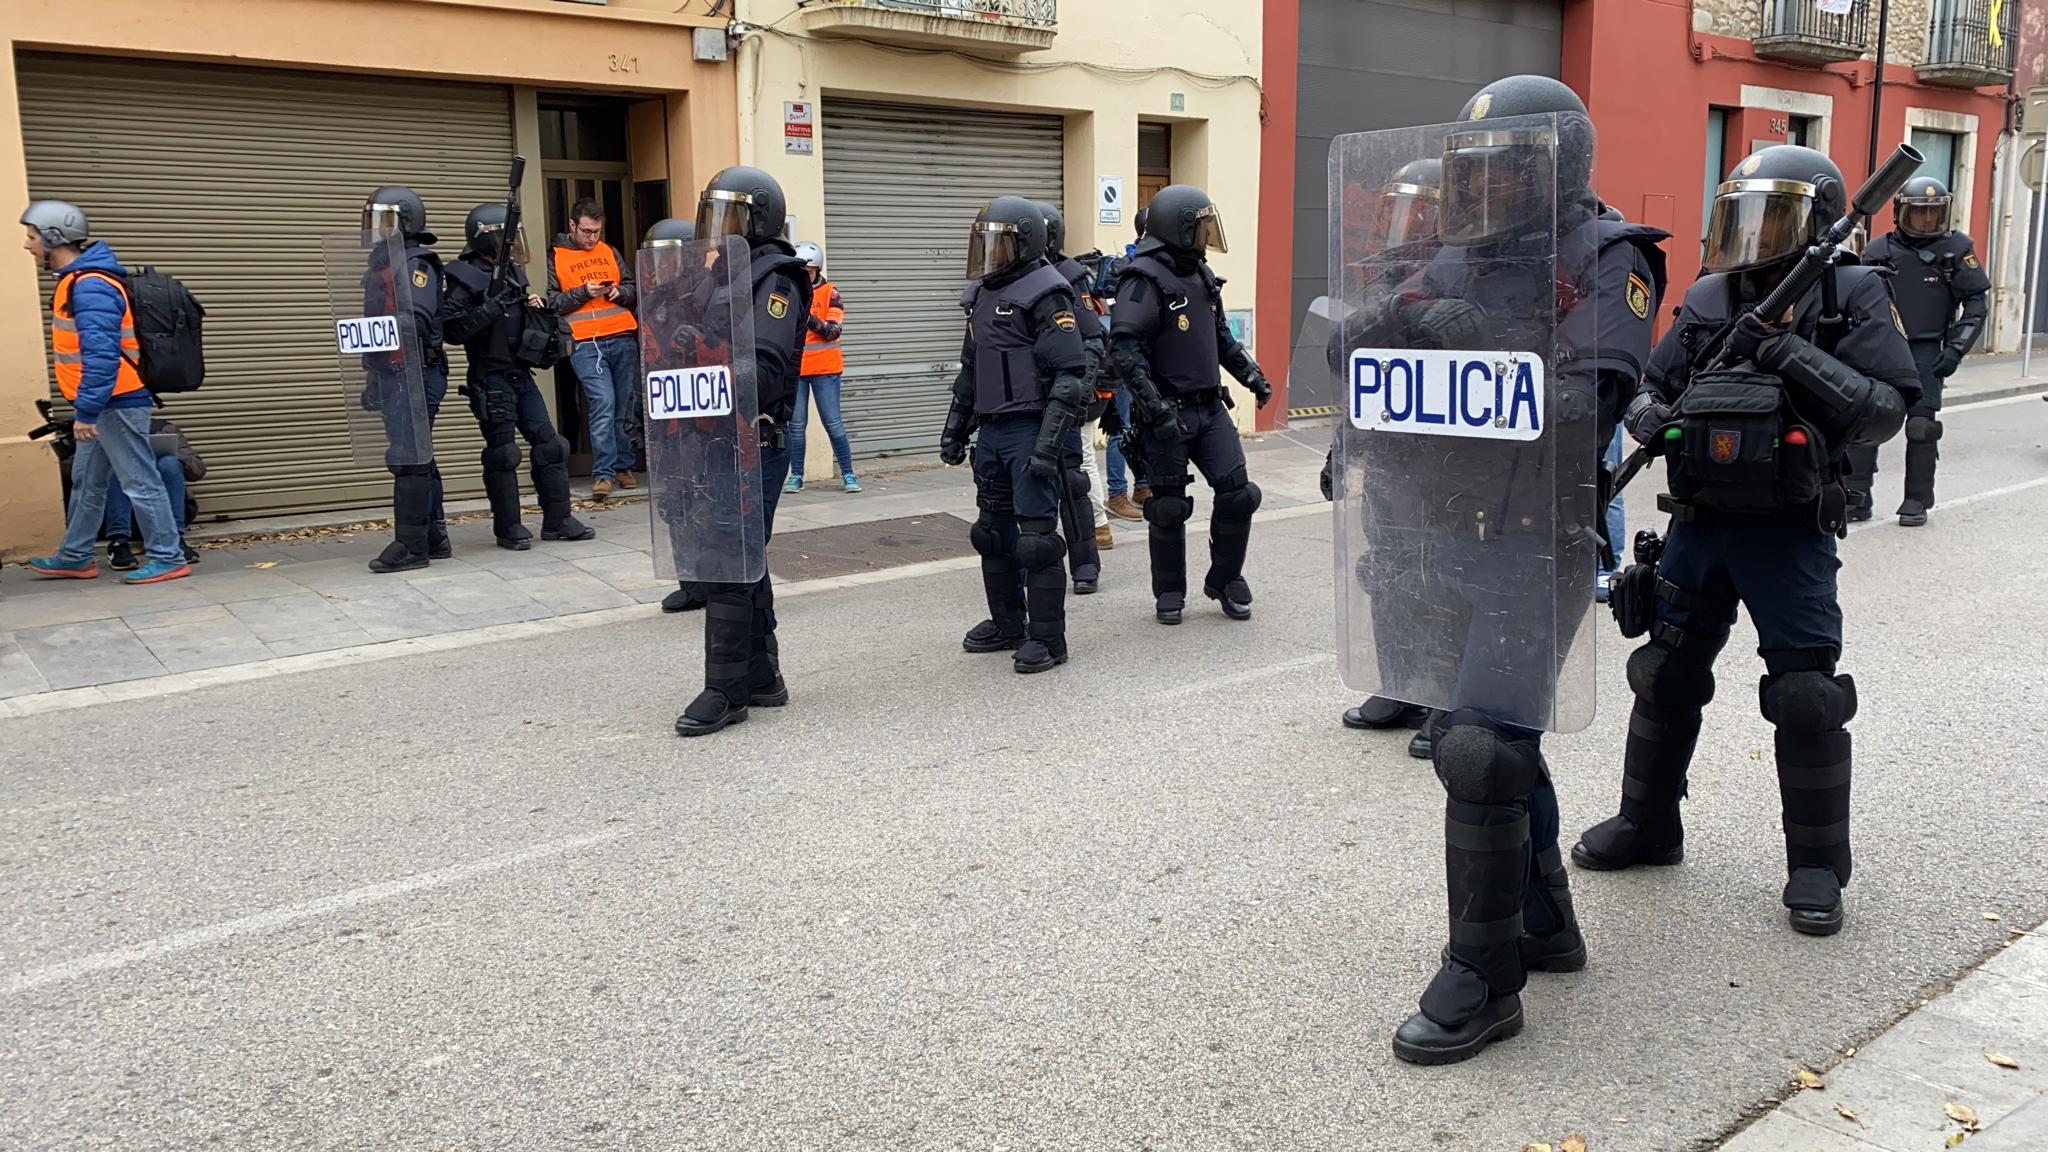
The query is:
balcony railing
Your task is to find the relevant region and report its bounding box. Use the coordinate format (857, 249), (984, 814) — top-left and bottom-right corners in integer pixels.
(801, 0), (1059, 54)
(1919, 0), (2017, 87)
(1755, 0), (1870, 65)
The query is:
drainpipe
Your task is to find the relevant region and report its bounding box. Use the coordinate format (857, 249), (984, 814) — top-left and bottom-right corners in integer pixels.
(1867, 0), (1891, 174)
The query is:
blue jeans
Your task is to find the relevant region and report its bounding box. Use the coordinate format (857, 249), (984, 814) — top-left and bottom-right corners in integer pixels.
(104, 453), (187, 540)
(58, 406), (181, 566)
(570, 332), (641, 480)
(1601, 430), (1626, 576)
(790, 373), (854, 476)
(1104, 390), (1134, 496)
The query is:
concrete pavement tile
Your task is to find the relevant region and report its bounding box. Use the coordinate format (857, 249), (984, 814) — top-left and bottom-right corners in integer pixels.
(1927, 970), (2048, 1044)
(392, 558), (481, 582)
(1982, 934), (2048, 988)
(632, 583), (685, 605)
(1856, 1002), (2048, 1112)
(121, 604), (233, 633)
(530, 535), (631, 559)
(455, 551), (581, 580)
(506, 571), (634, 616)
(1719, 1112), (1894, 1151)
(1972, 1094), (2048, 1151)
(323, 583), (462, 643)
(1782, 1058), (2003, 1151)
(0, 586), (124, 631)
(10, 617), (166, 690)
(566, 550), (667, 593)
(266, 627), (377, 658)
(448, 600), (555, 628)
(187, 569), (305, 604)
(224, 590), (352, 643)
(274, 556), (390, 594)
(0, 632), (50, 697)
(133, 618), (273, 675)
(408, 571), (546, 619)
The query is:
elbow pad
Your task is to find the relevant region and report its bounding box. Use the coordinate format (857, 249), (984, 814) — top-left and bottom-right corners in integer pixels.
(1761, 334), (1906, 448)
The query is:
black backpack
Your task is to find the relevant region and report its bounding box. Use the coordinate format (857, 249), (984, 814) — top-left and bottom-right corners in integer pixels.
(70, 267), (208, 394)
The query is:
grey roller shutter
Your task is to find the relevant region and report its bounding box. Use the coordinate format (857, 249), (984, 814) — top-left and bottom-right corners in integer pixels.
(822, 99), (1063, 459)
(17, 53), (514, 520)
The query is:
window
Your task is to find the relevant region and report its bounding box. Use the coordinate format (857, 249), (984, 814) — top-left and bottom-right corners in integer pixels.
(1787, 115), (1819, 148)
(1704, 108), (1731, 235)
(1910, 127), (1960, 188)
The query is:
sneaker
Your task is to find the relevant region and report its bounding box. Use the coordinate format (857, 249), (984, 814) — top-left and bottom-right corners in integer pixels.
(1095, 524), (1114, 550)
(181, 538), (201, 564)
(123, 558), (191, 585)
(617, 469), (637, 490)
(842, 473), (862, 494)
(107, 538), (140, 571)
(25, 554), (98, 579)
(591, 477), (614, 501)
(784, 474), (803, 494)
(1105, 493), (1144, 521)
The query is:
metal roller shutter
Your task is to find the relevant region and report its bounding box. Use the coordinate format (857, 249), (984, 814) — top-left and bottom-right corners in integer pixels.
(17, 53), (515, 519)
(822, 99), (1063, 459)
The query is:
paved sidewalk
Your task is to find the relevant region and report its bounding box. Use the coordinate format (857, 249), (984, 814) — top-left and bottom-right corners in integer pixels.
(1719, 927), (2048, 1150)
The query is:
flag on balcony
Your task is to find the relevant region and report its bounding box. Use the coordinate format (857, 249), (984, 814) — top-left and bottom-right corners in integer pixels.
(1814, 0), (1853, 14)
(1991, 0), (2005, 47)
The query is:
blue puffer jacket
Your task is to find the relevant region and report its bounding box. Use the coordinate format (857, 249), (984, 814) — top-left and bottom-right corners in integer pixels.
(63, 241), (149, 423)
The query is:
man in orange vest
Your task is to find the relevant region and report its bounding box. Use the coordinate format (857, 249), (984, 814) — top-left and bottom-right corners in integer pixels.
(21, 200), (190, 584)
(784, 242), (860, 493)
(548, 198), (640, 499)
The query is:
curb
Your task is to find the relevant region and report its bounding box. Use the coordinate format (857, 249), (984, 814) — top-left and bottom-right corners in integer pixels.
(1952, 380), (2048, 405)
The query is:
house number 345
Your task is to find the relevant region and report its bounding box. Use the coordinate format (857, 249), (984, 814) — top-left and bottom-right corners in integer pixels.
(609, 54), (639, 74)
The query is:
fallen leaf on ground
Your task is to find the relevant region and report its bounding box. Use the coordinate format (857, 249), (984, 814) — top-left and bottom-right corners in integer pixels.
(1835, 1103), (1860, 1125)
(1561, 1135), (1586, 1152)
(1795, 1068), (1825, 1090)
(249, 561), (278, 569)
(1984, 912), (2001, 922)
(1844, 1046), (1857, 1057)
(1945, 1101), (1981, 1129)
(1521, 1144), (1552, 1152)
(1946, 1133), (1967, 1147)
(1987, 1052), (2021, 1070)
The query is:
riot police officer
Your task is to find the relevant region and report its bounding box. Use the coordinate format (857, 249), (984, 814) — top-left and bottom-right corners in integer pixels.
(675, 168), (814, 736)
(940, 195), (1092, 673)
(1038, 200), (1110, 595)
(360, 186), (452, 574)
(1573, 144), (1919, 940)
(641, 217), (718, 619)
(1110, 185), (1272, 625)
(1843, 175), (1987, 525)
(441, 204), (595, 549)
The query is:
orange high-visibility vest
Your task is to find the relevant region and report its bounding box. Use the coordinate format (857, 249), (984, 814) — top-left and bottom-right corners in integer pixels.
(552, 242), (637, 341)
(51, 271), (145, 403)
(801, 280), (845, 376)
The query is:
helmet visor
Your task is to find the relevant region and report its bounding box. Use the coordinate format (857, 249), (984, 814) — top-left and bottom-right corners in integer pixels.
(1701, 181), (1815, 274)
(473, 222), (530, 264)
(1190, 204), (1229, 253)
(1373, 186), (1440, 251)
(966, 223), (1019, 280)
(1896, 194), (1951, 238)
(363, 204), (406, 245)
(696, 190), (754, 242)
(1440, 131), (1555, 245)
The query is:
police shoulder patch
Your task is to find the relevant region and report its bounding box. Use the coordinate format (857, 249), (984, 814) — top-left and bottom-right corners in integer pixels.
(412, 267), (431, 289)
(1964, 252), (1980, 268)
(768, 293), (790, 320)
(1468, 93), (1492, 121)
(1176, 313), (1191, 332)
(1052, 310), (1077, 331)
(1625, 272), (1651, 320)
(1891, 303), (1907, 336)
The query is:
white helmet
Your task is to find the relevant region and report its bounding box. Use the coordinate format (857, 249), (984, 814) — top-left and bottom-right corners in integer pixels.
(794, 241), (823, 271)
(21, 200), (90, 248)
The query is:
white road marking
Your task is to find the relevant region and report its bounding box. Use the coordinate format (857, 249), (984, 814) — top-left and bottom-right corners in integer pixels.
(4, 826), (630, 996)
(1155, 652), (1334, 700)
(1848, 475), (2048, 534)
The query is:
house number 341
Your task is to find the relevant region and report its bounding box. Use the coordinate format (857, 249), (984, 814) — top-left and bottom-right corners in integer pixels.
(609, 54), (639, 74)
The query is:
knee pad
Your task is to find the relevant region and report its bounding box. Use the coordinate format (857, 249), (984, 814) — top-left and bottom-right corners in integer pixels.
(481, 442), (522, 474)
(1144, 488), (1193, 529)
(1015, 518), (1066, 571)
(1212, 478), (1263, 521)
(1760, 670), (1858, 733)
(530, 434), (569, 468)
(1626, 634), (1720, 709)
(1905, 416), (1942, 443)
(1433, 709), (1544, 804)
(970, 512), (1011, 559)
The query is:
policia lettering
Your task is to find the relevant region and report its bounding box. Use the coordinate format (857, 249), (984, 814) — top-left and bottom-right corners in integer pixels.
(941, 195), (1093, 674)
(1841, 176), (1988, 525)
(440, 202), (596, 552)
(1575, 145), (1918, 940)
(675, 166), (815, 737)
(1109, 184), (1272, 625)
(360, 186), (452, 575)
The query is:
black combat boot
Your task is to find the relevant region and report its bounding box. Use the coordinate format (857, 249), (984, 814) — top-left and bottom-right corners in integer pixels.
(483, 467), (529, 550)
(1344, 696), (1429, 730)
(369, 470), (436, 574)
(1520, 844), (1587, 973)
(1571, 698), (1696, 870)
(1203, 577), (1253, 621)
(965, 551), (1026, 653)
(664, 582), (707, 614)
(677, 585), (756, 737)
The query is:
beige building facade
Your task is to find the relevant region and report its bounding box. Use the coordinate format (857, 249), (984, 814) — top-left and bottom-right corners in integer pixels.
(731, 0), (1266, 479)
(0, 0), (735, 560)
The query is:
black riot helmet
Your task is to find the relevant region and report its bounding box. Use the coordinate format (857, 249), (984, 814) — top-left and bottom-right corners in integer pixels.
(1701, 144), (1846, 276)
(696, 165), (788, 245)
(1893, 174), (1953, 239)
(1441, 74), (1593, 245)
(1373, 158), (1442, 251)
(364, 185), (434, 246)
(463, 203), (529, 264)
(966, 195), (1048, 280)
(1144, 185), (1228, 256)
(1035, 201), (1067, 260)
(1134, 206), (1149, 240)
(642, 217), (697, 248)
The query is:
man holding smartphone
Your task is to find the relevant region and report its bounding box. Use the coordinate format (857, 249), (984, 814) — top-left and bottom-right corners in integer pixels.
(549, 198), (641, 498)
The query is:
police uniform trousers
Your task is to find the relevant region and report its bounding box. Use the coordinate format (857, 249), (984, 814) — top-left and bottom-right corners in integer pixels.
(699, 437), (792, 708)
(1845, 339), (1944, 507)
(969, 414), (1067, 651)
(468, 367), (578, 541)
(1139, 390), (1257, 602)
(1416, 534), (1585, 1027)
(1608, 511), (1854, 910)
(382, 366), (448, 558)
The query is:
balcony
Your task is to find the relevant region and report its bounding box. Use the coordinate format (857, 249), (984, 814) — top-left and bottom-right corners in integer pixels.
(1754, 0), (1870, 65)
(1918, 0), (2017, 88)
(800, 0), (1058, 56)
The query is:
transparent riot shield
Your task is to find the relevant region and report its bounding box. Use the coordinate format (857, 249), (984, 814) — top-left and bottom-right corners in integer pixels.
(320, 232), (434, 467)
(639, 235), (765, 585)
(1329, 114), (1600, 734)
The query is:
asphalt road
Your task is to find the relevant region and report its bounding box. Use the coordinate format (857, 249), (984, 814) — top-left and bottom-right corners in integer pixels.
(4, 394), (2046, 1151)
